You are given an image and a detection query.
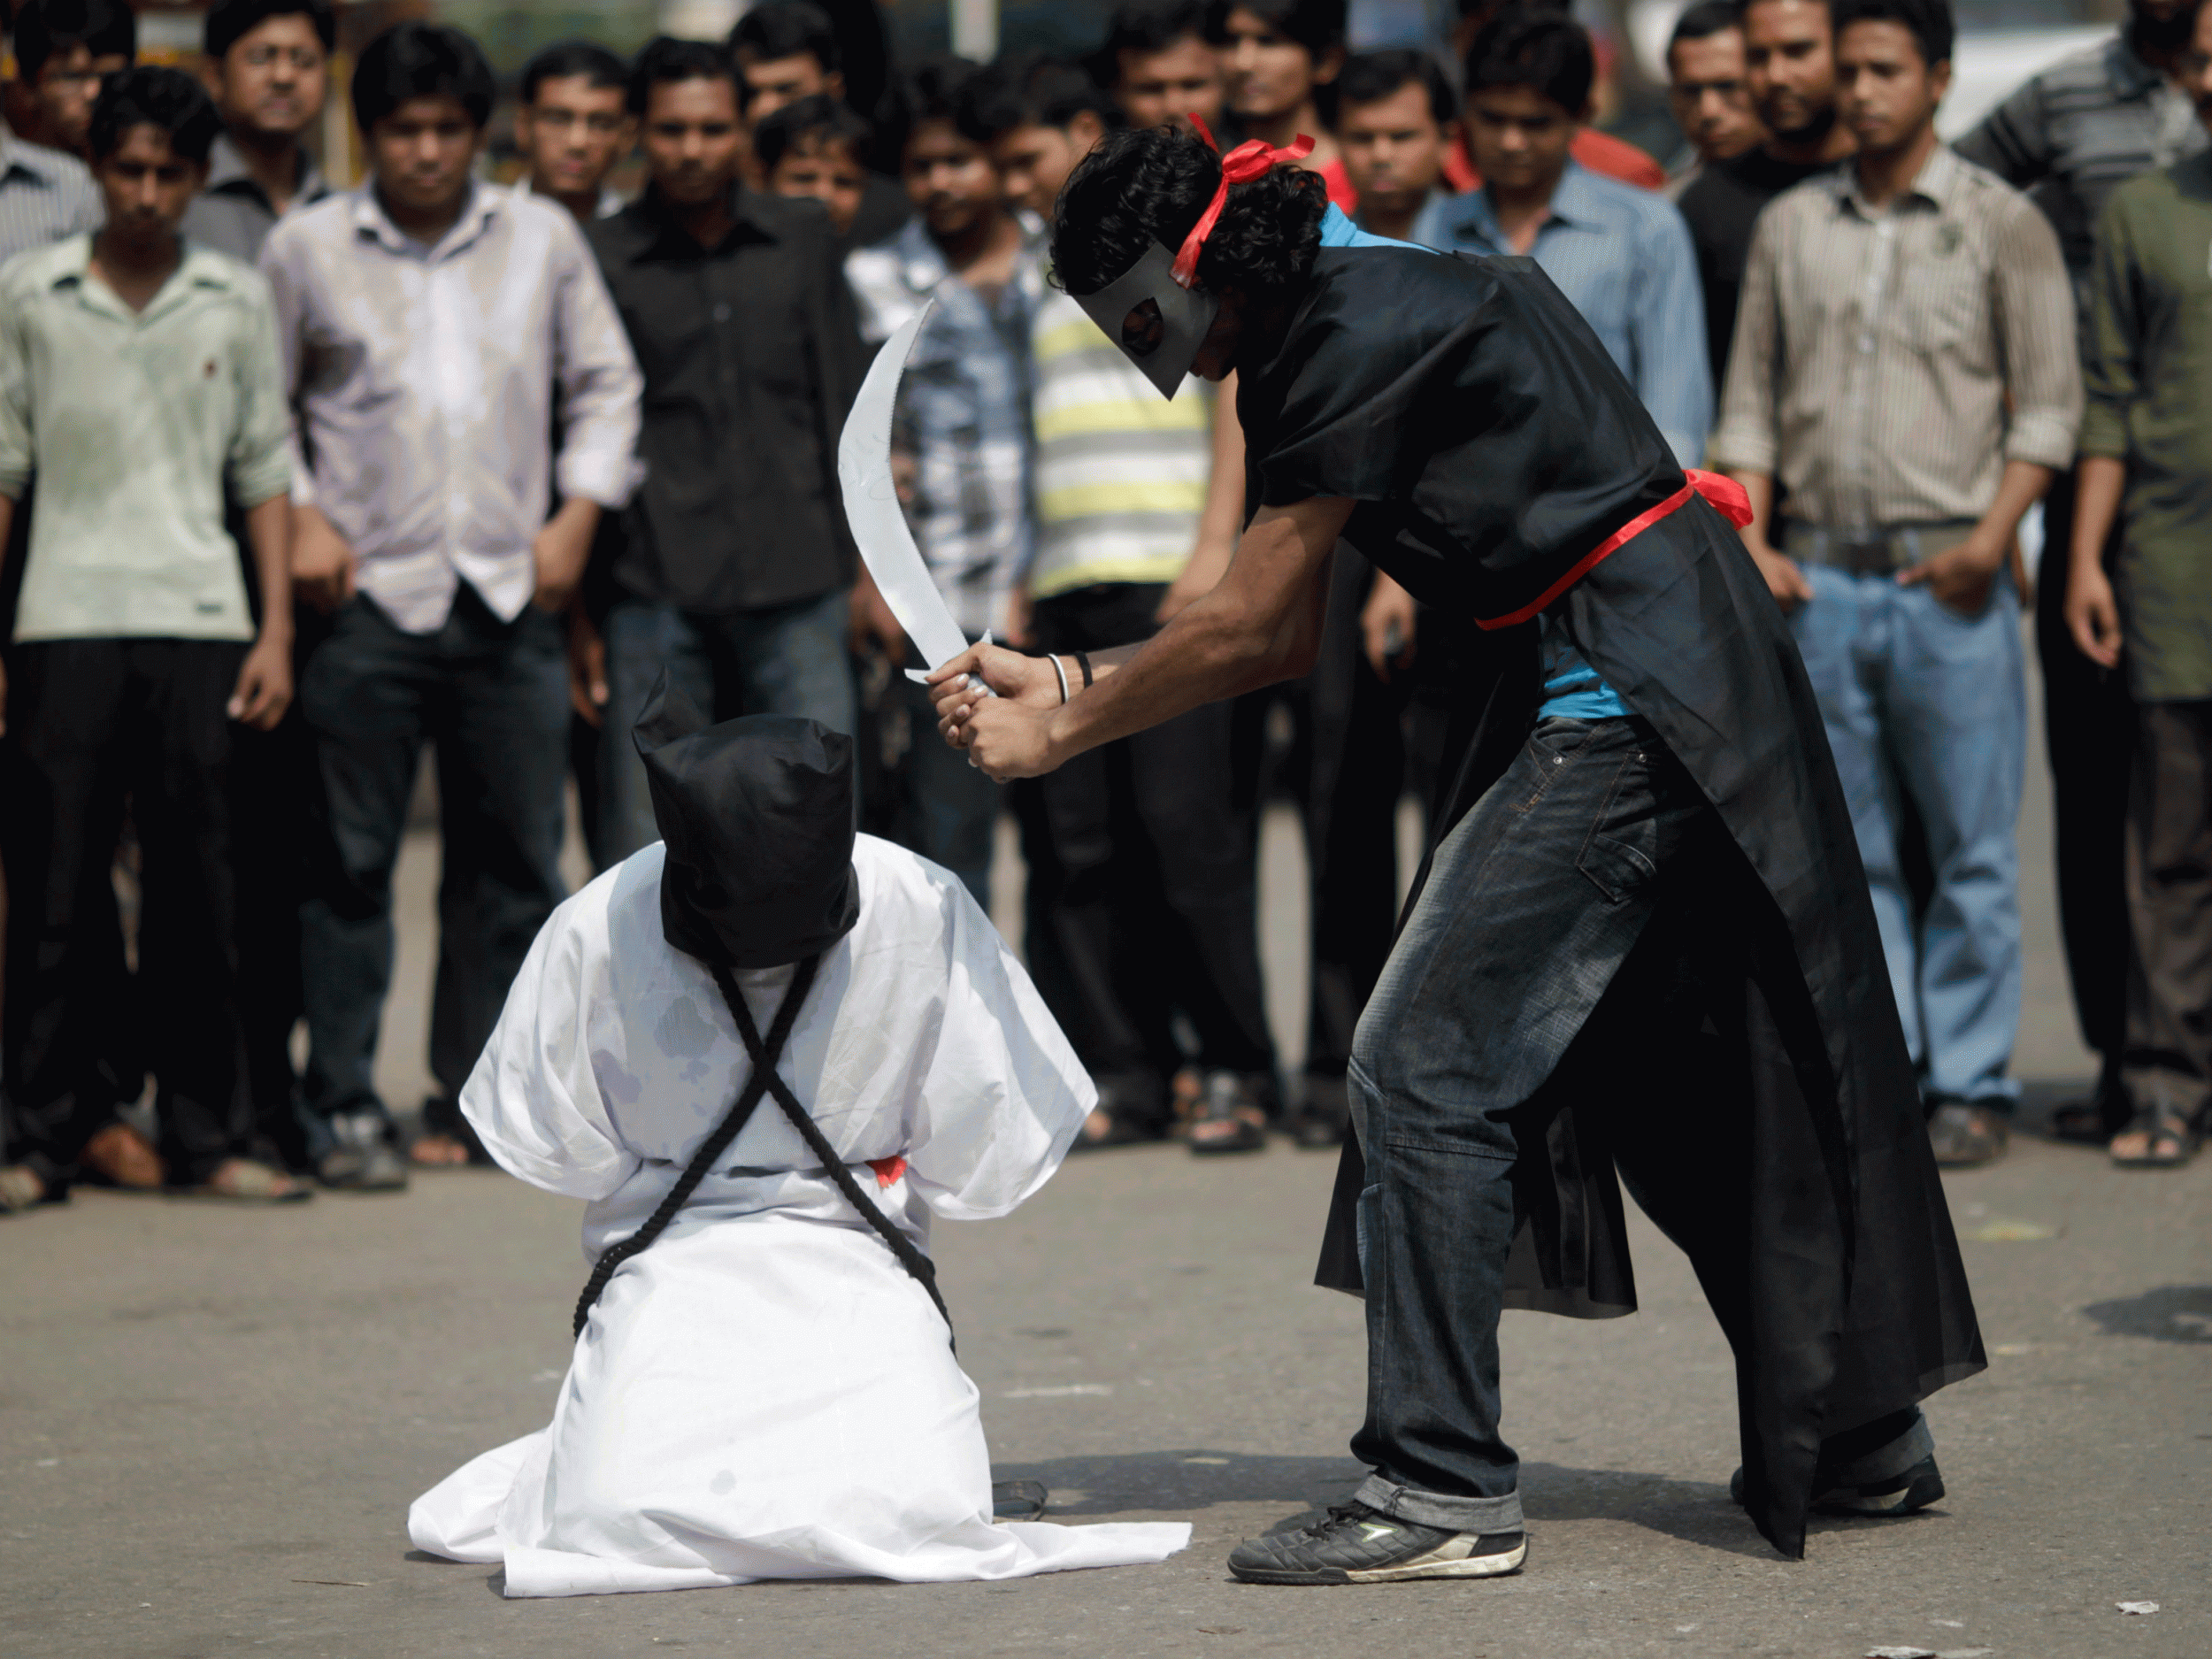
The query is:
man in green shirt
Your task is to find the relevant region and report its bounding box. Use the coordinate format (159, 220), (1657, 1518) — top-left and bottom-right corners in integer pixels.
(0, 68), (301, 1210)
(2067, 0), (2212, 1168)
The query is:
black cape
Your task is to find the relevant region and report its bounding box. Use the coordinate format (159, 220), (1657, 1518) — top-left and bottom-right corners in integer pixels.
(1241, 248), (1984, 1558)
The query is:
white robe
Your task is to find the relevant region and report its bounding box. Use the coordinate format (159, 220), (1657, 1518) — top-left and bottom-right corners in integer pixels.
(407, 836), (1191, 1596)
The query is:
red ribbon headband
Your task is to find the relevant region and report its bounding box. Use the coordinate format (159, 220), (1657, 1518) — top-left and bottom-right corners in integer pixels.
(1171, 113), (1316, 289)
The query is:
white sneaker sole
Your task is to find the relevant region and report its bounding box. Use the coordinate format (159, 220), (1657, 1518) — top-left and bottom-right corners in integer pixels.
(1341, 1536), (1528, 1583)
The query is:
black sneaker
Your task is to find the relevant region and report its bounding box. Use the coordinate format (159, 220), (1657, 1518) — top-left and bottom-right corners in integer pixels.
(317, 1110), (409, 1192)
(1290, 1074), (1351, 1150)
(1730, 1455), (1946, 1517)
(1226, 1503), (1526, 1585)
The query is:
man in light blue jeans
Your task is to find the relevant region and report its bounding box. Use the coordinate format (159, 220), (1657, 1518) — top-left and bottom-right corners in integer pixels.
(1786, 527), (2027, 1117)
(1709, 0), (2082, 1165)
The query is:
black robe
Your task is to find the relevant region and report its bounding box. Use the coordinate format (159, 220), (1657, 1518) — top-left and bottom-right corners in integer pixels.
(1242, 247), (1984, 1559)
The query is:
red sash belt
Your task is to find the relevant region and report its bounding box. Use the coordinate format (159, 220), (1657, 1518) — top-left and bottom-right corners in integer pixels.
(1473, 468), (1753, 632)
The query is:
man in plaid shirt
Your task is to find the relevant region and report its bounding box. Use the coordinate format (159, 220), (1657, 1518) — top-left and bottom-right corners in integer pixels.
(846, 56), (1045, 909)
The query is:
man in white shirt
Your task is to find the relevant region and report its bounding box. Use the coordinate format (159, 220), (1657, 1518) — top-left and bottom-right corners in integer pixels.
(259, 21), (641, 1190)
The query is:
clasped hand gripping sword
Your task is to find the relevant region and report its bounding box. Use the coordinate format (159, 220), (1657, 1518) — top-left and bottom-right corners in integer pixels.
(835, 298), (995, 700)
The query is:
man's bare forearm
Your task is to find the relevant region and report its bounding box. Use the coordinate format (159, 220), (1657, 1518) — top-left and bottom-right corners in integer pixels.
(1973, 459), (2054, 551)
(1733, 470), (1776, 548)
(244, 494), (294, 641)
(2070, 455), (2124, 578)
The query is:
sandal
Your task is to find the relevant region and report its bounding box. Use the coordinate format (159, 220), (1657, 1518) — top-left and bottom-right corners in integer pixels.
(0, 1164), (46, 1214)
(1070, 1106), (1160, 1151)
(1187, 1071), (1268, 1156)
(187, 1157), (313, 1203)
(80, 1122), (166, 1190)
(410, 1109), (492, 1168)
(2109, 1110), (2201, 1169)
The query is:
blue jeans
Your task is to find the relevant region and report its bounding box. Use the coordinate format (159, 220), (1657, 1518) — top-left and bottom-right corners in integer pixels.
(598, 590), (856, 865)
(1348, 716), (1709, 1532)
(298, 590), (570, 1137)
(1786, 558), (2025, 1107)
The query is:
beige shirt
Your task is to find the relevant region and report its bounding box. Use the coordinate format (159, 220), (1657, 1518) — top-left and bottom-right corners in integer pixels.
(1710, 144), (2081, 528)
(0, 235), (293, 643)
(259, 183), (641, 635)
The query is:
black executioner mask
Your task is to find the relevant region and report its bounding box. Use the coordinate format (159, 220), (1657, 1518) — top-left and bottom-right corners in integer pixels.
(633, 673), (859, 970)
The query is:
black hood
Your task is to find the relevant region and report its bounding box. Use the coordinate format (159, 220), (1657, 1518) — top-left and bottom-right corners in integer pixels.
(631, 674), (859, 970)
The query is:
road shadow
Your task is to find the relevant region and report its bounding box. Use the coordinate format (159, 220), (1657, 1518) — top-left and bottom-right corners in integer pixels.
(988, 1449), (1877, 1561)
(2015, 1077), (2102, 1142)
(2082, 1285), (2212, 1344)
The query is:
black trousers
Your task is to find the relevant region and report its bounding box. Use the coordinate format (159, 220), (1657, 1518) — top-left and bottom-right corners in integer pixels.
(1028, 583), (1274, 1100)
(1240, 551), (1458, 1081)
(226, 613), (330, 1173)
(2038, 465), (2135, 1094)
(2122, 700), (2212, 1131)
(1, 637), (251, 1191)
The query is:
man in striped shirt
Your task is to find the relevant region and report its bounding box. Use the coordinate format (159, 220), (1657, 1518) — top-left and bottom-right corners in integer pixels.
(1952, 0), (2206, 1146)
(961, 56), (1279, 1153)
(1713, 0), (2081, 1169)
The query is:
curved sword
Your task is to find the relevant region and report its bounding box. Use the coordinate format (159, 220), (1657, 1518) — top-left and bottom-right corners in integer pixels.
(837, 299), (995, 696)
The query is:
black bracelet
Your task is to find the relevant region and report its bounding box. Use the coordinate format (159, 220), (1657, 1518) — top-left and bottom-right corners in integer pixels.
(1074, 650), (1094, 689)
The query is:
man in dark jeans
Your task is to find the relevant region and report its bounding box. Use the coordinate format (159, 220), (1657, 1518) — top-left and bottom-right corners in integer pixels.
(587, 36), (864, 865)
(1953, 0), (2204, 1141)
(261, 23), (641, 1187)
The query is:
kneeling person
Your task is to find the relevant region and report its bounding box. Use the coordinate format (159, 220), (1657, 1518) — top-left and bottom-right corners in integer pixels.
(408, 686), (1190, 1594)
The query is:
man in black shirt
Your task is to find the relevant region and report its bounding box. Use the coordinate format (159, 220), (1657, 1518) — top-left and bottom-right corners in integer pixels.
(587, 37), (865, 865)
(1677, 0), (1854, 390)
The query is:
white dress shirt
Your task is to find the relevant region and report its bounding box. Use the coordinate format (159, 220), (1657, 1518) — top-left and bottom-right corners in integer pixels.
(259, 181), (642, 634)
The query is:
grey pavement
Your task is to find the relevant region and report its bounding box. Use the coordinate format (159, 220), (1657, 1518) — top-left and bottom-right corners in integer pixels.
(4, 641), (2208, 1658)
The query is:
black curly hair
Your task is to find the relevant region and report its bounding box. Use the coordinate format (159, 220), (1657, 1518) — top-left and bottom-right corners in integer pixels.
(1051, 124), (1326, 301)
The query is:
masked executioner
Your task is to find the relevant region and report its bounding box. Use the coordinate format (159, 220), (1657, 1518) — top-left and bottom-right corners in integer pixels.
(930, 123), (1985, 1584)
(406, 680), (1189, 1594)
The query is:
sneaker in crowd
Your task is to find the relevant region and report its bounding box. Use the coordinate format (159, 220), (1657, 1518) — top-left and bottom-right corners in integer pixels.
(1227, 1502), (1526, 1585)
(318, 1110), (409, 1192)
(1926, 1101), (2008, 1168)
(1290, 1073), (1351, 1149)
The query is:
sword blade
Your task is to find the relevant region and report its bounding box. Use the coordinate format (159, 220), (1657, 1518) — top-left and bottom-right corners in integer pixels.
(837, 300), (978, 673)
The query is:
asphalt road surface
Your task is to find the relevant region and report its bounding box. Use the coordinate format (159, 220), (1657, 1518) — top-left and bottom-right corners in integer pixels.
(4, 648), (2207, 1659)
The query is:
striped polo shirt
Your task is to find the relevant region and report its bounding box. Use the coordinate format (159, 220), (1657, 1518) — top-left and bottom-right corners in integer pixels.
(1026, 285), (1212, 601)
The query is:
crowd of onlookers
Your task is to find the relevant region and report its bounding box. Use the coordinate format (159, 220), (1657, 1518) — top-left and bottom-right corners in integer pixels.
(0, 0), (2204, 1219)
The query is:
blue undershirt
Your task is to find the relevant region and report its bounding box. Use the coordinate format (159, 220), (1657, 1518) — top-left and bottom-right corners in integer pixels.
(1317, 205), (1632, 721)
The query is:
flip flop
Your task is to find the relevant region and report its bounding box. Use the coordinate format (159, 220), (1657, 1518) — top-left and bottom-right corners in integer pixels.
(80, 1123), (167, 1191)
(185, 1158), (313, 1203)
(2109, 1110), (2200, 1169)
(0, 1165), (45, 1214)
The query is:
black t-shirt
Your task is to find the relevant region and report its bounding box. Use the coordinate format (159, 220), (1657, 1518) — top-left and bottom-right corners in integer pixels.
(1676, 149), (1839, 396)
(1237, 247), (1684, 627)
(587, 188), (866, 614)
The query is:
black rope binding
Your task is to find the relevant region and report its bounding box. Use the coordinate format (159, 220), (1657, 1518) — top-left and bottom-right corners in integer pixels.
(572, 954), (822, 1340)
(709, 959), (955, 1347)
